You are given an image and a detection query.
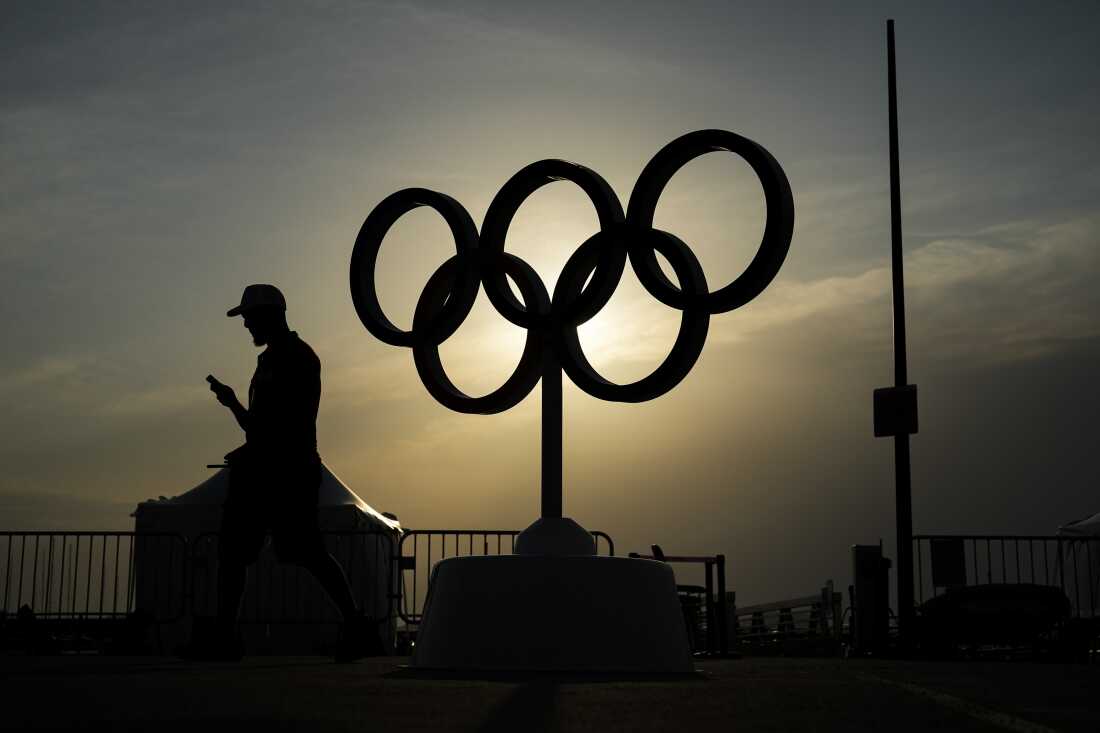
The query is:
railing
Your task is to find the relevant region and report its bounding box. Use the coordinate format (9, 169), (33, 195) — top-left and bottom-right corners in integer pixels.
(730, 581), (843, 652)
(396, 529), (615, 625)
(190, 529), (397, 623)
(913, 535), (1100, 618)
(5, 528), (626, 650)
(1, 532), (187, 621)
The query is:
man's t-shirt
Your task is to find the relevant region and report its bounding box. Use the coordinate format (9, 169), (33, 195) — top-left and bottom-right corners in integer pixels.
(246, 330), (320, 465)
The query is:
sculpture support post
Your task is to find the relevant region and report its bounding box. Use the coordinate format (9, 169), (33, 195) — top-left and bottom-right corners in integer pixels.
(515, 350), (592, 556)
(541, 352), (563, 519)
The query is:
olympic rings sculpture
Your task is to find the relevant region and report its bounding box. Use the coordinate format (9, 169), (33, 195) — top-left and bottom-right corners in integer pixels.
(351, 129), (794, 415)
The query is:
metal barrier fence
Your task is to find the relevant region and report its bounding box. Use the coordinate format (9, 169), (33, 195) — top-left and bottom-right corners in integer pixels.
(913, 535), (1100, 618)
(190, 530), (397, 623)
(397, 529), (615, 625)
(4, 528), (622, 642)
(1, 532), (188, 621)
(730, 582), (843, 651)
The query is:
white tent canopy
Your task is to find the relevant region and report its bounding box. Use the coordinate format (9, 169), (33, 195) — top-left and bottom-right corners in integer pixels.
(1058, 511), (1100, 537)
(145, 462), (401, 532)
(133, 462), (400, 653)
(1057, 511), (1100, 618)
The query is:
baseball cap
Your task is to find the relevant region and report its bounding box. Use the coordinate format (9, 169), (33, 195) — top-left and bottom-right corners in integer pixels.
(226, 284), (287, 317)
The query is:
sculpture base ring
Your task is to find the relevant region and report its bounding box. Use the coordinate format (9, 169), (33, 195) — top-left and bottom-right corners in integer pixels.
(514, 516), (596, 556)
(411, 555), (694, 673)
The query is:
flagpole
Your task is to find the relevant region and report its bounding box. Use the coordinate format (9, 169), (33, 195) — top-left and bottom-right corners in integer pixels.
(886, 18), (915, 648)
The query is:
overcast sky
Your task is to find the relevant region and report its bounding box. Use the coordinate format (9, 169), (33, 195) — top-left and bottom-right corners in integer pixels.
(2, 0), (1098, 603)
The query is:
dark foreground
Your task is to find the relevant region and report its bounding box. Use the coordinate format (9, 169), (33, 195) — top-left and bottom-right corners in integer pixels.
(3, 655), (1098, 732)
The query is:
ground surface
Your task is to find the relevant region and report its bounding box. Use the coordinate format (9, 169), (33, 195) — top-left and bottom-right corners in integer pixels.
(2, 655), (1098, 732)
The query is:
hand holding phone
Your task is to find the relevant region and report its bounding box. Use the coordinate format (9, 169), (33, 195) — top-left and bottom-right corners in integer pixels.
(206, 374), (235, 406)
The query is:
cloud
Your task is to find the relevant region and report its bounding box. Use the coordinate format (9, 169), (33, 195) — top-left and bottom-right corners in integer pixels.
(485, 214), (1100, 383)
(94, 383), (208, 419)
(0, 356), (86, 394)
(0, 353), (210, 446)
(0, 487), (134, 531)
(704, 216), (1100, 366)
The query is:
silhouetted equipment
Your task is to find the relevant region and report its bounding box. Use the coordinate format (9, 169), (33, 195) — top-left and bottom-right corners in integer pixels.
(351, 129), (794, 671)
(929, 537), (966, 589)
(919, 584), (1071, 653)
(873, 18), (917, 648)
(913, 533), (1100, 659)
(851, 543), (892, 654)
(628, 546), (730, 657)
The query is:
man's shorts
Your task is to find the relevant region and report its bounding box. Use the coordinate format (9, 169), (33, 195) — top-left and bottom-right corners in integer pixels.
(219, 456), (326, 565)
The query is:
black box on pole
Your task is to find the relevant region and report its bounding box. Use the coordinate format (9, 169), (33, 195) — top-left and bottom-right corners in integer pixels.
(873, 384), (918, 437)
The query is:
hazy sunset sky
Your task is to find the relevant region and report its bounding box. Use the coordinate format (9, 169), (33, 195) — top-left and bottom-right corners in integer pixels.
(3, 1), (1098, 603)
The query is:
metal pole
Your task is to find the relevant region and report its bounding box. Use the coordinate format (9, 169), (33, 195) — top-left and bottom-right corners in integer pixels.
(704, 559), (715, 654)
(887, 18), (915, 646)
(542, 352), (563, 518)
(716, 554), (728, 655)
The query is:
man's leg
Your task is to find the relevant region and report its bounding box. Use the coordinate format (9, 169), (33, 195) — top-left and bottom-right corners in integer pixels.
(275, 464), (357, 621)
(211, 461), (263, 650)
(299, 549), (386, 661)
(278, 535), (385, 661)
(216, 553), (248, 633)
(178, 535), (252, 660)
(210, 504), (262, 653)
(301, 550), (358, 621)
(275, 461), (383, 660)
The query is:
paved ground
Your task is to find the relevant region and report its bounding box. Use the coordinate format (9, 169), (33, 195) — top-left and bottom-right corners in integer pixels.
(3, 655), (1098, 732)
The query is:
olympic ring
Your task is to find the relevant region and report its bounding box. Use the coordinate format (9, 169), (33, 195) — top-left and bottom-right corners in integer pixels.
(350, 188), (481, 348)
(350, 129), (794, 414)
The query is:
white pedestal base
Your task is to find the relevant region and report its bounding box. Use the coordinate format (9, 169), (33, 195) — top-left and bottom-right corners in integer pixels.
(411, 555), (694, 673)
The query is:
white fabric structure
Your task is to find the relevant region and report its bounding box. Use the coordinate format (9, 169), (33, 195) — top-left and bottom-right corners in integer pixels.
(1057, 512), (1100, 618)
(133, 463), (400, 653)
(150, 464), (401, 532)
(1059, 512), (1100, 537)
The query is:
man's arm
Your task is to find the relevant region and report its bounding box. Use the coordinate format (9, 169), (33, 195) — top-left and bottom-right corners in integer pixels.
(207, 375), (251, 433)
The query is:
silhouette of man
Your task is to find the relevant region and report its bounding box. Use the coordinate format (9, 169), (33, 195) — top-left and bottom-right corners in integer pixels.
(199, 284), (374, 662)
